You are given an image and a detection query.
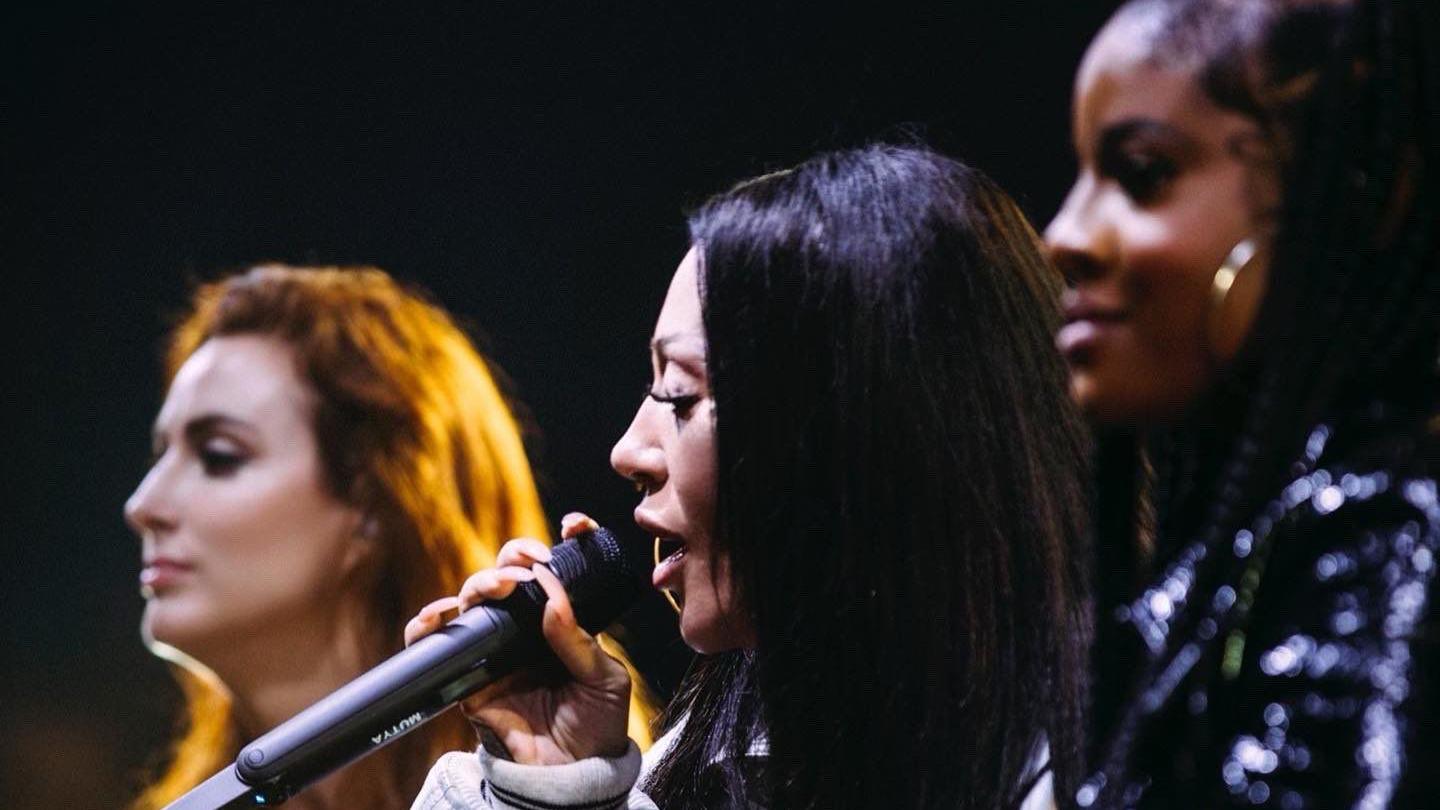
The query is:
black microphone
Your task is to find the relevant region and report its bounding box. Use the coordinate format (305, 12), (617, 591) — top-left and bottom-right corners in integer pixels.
(164, 526), (647, 809)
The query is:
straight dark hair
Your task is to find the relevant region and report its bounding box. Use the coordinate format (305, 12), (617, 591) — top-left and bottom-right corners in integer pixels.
(642, 145), (1092, 810)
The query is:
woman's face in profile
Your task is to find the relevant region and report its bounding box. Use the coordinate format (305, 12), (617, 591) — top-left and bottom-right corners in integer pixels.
(611, 247), (754, 655)
(1045, 17), (1280, 424)
(125, 335), (367, 663)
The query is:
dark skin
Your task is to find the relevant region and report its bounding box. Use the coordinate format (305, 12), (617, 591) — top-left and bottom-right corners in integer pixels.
(1045, 14), (1280, 425)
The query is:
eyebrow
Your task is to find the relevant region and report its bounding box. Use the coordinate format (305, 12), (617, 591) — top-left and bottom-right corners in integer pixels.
(650, 332), (706, 355)
(1096, 118), (1199, 160)
(153, 413), (255, 447)
(653, 328), (702, 350)
(649, 332), (708, 378)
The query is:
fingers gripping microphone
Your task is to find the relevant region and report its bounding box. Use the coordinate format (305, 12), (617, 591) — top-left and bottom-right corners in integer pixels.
(165, 527), (647, 809)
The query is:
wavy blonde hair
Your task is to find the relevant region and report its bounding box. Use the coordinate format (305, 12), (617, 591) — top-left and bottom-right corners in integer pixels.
(134, 265), (651, 809)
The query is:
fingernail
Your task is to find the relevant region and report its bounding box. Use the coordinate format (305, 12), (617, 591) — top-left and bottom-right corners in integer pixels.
(561, 512), (595, 531)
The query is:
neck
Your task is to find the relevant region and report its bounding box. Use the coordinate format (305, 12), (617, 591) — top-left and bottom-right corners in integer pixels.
(1151, 363), (1258, 546)
(200, 602), (400, 808)
(213, 607), (376, 736)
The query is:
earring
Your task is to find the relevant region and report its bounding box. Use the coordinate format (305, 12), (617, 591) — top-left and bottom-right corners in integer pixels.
(1206, 238), (1261, 364)
(1211, 239), (1257, 311)
(653, 537), (682, 614)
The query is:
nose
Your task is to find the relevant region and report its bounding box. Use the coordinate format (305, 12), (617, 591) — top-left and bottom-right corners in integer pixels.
(1044, 175), (1115, 284)
(124, 458), (177, 538)
(610, 402), (667, 494)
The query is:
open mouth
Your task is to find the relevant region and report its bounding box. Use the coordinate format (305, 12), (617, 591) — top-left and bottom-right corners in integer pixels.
(652, 537), (686, 612)
(655, 537), (686, 565)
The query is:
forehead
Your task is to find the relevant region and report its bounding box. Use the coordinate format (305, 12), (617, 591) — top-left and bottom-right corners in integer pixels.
(1073, 18), (1227, 147)
(653, 246), (706, 350)
(159, 335), (313, 429)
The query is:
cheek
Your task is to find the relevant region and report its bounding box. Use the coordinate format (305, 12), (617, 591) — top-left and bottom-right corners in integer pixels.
(209, 468), (352, 574)
(671, 417), (719, 528)
(1074, 216), (1228, 423)
(1125, 235), (1215, 351)
(156, 464), (357, 642)
(677, 545), (753, 654)
(1122, 168), (1256, 305)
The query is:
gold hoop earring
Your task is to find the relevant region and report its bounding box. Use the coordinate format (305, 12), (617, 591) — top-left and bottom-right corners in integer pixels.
(1206, 238), (1260, 363)
(653, 537), (682, 614)
(1211, 239), (1257, 311)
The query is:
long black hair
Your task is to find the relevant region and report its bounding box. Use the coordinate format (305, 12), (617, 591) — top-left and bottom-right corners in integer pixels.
(642, 145), (1092, 810)
(1088, 0), (1440, 782)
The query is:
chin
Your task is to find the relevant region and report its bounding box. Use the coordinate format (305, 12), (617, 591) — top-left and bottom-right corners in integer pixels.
(141, 599), (211, 658)
(679, 612), (754, 655)
(678, 621), (723, 655)
(1071, 371), (1130, 425)
(1072, 367), (1195, 427)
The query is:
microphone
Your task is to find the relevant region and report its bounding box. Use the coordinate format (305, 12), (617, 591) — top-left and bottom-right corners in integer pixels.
(165, 526), (647, 809)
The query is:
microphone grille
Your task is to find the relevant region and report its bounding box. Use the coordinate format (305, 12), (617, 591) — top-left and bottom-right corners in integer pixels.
(545, 527), (648, 634)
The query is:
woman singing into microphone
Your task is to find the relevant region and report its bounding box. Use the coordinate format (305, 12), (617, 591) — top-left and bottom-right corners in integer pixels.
(125, 266), (653, 809)
(1045, 0), (1440, 805)
(407, 144), (1092, 810)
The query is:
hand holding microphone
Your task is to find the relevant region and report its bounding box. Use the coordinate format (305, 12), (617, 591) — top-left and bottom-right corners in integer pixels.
(404, 512), (633, 766)
(163, 517), (645, 809)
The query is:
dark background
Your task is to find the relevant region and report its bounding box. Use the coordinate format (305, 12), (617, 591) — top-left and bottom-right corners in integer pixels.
(5, 2), (1113, 806)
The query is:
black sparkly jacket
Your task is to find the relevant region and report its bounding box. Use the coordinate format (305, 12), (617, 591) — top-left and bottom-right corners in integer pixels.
(1082, 403), (1440, 808)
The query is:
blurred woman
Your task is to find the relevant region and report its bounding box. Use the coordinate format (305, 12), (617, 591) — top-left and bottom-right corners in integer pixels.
(1046, 0), (1440, 805)
(408, 144), (1093, 810)
(125, 266), (649, 809)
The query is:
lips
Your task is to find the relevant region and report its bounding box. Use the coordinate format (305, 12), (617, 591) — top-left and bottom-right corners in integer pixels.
(635, 506), (687, 605)
(651, 537), (687, 591)
(1058, 290), (1129, 360)
(140, 557), (194, 594)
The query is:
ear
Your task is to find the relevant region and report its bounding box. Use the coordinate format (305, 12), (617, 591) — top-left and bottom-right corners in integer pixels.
(339, 511), (384, 579)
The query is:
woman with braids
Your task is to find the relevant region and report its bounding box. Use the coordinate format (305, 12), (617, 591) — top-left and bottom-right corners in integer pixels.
(1046, 0), (1440, 806)
(406, 145), (1092, 810)
(125, 266), (653, 809)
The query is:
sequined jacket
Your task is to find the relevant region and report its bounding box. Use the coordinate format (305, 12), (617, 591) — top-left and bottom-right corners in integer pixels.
(1082, 409), (1440, 808)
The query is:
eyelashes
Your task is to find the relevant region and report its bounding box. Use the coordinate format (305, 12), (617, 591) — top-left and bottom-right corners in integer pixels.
(1102, 150), (1178, 205)
(645, 385), (702, 420)
(198, 448), (245, 477)
(141, 443), (246, 478)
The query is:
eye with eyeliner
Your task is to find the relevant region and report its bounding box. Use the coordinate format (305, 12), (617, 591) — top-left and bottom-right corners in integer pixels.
(646, 386), (702, 419)
(1095, 121), (1191, 206)
(195, 436), (248, 477)
(1099, 143), (1178, 205)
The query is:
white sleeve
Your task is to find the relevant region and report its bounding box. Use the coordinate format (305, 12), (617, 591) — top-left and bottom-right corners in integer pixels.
(1015, 739), (1056, 810)
(410, 743), (659, 810)
(1015, 768), (1056, 810)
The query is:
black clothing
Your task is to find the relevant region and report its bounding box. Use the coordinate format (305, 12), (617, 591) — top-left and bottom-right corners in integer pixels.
(1084, 400), (1440, 808)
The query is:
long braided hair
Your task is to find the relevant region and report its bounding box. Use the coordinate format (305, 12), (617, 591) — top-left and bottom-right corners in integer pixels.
(1089, 0), (1440, 790)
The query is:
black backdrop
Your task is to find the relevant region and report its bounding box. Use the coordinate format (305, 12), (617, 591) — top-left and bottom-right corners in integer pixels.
(5, 2), (1114, 806)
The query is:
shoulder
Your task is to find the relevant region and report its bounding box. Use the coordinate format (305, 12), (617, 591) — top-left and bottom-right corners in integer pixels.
(1218, 421), (1440, 803)
(640, 717), (684, 780)
(1246, 421), (1440, 664)
(1014, 740), (1057, 810)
